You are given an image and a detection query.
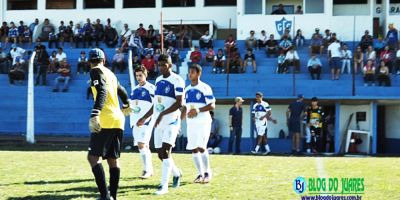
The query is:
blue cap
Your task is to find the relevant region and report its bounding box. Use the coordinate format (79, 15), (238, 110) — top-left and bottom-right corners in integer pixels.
(88, 48), (105, 60)
(298, 94), (304, 99)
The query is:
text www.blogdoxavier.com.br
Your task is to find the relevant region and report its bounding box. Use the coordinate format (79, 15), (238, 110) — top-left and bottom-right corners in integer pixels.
(301, 195), (363, 200)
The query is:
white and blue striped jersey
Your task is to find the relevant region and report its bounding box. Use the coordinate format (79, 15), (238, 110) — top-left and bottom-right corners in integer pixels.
(8, 28), (18, 38)
(252, 101), (271, 127)
(129, 81), (155, 127)
(153, 72), (185, 127)
(183, 81), (215, 123)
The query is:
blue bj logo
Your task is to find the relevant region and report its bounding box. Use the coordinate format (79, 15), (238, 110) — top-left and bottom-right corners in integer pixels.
(293, 177), (306, 194)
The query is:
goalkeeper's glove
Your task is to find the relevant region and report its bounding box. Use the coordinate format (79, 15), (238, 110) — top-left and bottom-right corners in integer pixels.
(89, 109), (101, 133)
(121, 103), (133, 117)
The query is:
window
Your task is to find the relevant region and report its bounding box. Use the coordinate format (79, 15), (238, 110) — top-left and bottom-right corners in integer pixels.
(46, 0), (76, 9)
(305, 0), (324, 13)
(123, 0), (156, 8)
(245, 0), (262, 14)
(7, 0), (37, 10)
(204, 0), (236, 6)
(333, 0), (367, 4)
(162, 0), (195, 7)
(390, 0), (400, 3)
(84, 0), (114, 9)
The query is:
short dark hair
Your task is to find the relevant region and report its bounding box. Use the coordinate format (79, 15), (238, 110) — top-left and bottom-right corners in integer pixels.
(89, 58), (103, 66)
(135, 65), (148, 77)
(189, 64), (202, 74)
(158, 54), (171, 64)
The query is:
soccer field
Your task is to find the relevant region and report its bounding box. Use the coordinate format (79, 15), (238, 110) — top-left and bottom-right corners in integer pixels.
(0, 150), (399, 200)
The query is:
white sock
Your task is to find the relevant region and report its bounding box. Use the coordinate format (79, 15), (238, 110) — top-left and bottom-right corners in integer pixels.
(141, 148), (153, 173)
(139, 148), (146, 172)
(201, 151), (211, 174)
(192, 153), (204, 176)
(255, 145), (260, 152)
(161, 159), (171, 188)
(169, 157), (181, 177)
(265, 144), (270, 152)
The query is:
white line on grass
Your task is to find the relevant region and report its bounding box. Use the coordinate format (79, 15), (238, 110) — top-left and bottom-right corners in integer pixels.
(315, 157), (327, 178)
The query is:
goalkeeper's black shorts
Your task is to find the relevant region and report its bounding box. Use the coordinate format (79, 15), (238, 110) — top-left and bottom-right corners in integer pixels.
(88, 128), (123, 159)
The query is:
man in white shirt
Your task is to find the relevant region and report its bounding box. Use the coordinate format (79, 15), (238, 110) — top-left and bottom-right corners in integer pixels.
(341, 44), (352, 74)
(257, 30), (268, 49)
(120, 24), (132, 44)
(10, 44), (25, 66)
(328, 39), (342, 80)
(283, 47), (300, 73)
(55, 47), (67, 63)
(199, 30), (212, 49)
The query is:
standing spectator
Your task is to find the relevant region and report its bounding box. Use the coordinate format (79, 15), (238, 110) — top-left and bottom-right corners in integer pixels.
(380, 46), (393, 73)
(53, 59), (71, 92)
(205, 47), (215, 64)
(104, 25), (118, 48)
(136, 23), (147, 42)
(307, 54), (322, 80)
(48, 29), (58, 49)
(353, 46), (364, 74)
(6, 22), (18, 45)
(287, 94), (305, 154)
(323, 29), (332, 48)
(277, 52), (286, 73)
(145, 24), (156, 45)
(128, 32), (143, 56)
(94, 19), (104, 42)
(328, 39), (342, 80)
(8, 57), (25, 85)
(374, 37), (386, 56)
(377, 60), (391, 87)
(17, 21), (25, 43)
(257, 30), (268, 50)
(41, 18), (54, 41)
(284, 47), (300, 73)
(189, 46), (202, 65)
(245, 30), (257, 49)
(386, 24), (398, 50)
(271, 4), (286, 14)
(266, 34), (279, 57)
(207, 111), (221, 149)
(120, 24), (132, 44)
(309, 28), (323, 55)
(0, 22), (9, 44)
(73, 24), (84, 48)
(295, 5), (303, 14)
(35, 46), (49, 86)
(213, 49), (225, 74)
(359, 30), (373, 52)
(29, 18), (39, 35)
(224, 34), (236, 58)
(60, 23), (73, 48)
(111, 48), (126, 73)
(305, 97), (325, 153)
(366, 45), (376, 63)
(199, 30), (213, 49)
(363, 60), (376, 86)
(228, 97), (244, 154)
(341, 44), (352, 74)
(82, 19), (93, 48)
(294, 29), (305, 48)
(179, 25), (192, 49)
(165, 30), (177, 47)
(243, 48), (257, 73)
(279, 36), (292, 54)
(77, 51), (88, 74)
(0, 47), (10, 74)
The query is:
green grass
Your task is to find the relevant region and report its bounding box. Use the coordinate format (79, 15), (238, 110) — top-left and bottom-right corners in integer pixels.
(0, 150), (399, 200)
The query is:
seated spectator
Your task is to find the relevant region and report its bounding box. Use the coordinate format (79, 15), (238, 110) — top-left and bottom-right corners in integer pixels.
(0, 22), (9, 44)
(129, 32), (144, 56)
(257, 30), (268, 49)
(294, 29), (305, 48)
(266, 34), (278, 57)
(8, 57), (25, 85)
(205, 47), (215, 64)
(207, 111), (221, 149)
(0, 47), (10, 74)
(227, 49), (242, 74)
(90, 23), (100, 47)
(323, 29), (332, 48)
(373, 37), (386, 56)
(165, 30), (177, 47)
(61, 23), (73, 48)
(279, 36), (292, 54)
(341, 44), (352, 74)
(360, 30), (373, 52)
(48, 51), (58, 73)
(94, 19), (104, 42)
(111, 48), (126, 73)
(395, 47), (400, 75)
(136, 23), (147, 42)
(77, 51), (88, 75)
(363, 60), (376, 86)
(153, 34), (162, 49)
(380, 45), (392, 72)
(284, 46), (300, 73)
(377, 60), (391, 87)
(245, 30), (257, 49)
(10, 44), (25, 68)
(21, 26), (32, 46)
(271, 4), (286, 15)
(295, 5), (303, 14)
(328, 39), (342, 80)
(166, 46), (179, 64)
(120, 24), (132, 44)
(56, 47), (67, 64)
(57, 21), (66, 45)
(141, 53), (157, 79)
(6, 22), (18, 45)
(179, 25), (192, 49)
(354, 46), (364, 74)
(120, 33), (130, 53)
(145, 24), (156, 45)
(385, 24), (398, 50)
(142, 43), (154, 58)
(281, 28), (292, 41)
(104, 25), (118, 48)
(277, 53), (286, 73)
(307, 54), (322, 80)
(40, 18), (54, 41)
(189, 46), (202, 65)
(309, 28), (323, 55)
(199, 30), (213, 49)
(48, 29), (58, 49)
(224, 34), (236, 58)
(213, 49), (226, 74)
(132, 55), (141, 69)
(53, 59), (71, 92)
(243, 48), (256, 73)
(366, 45), (376, 63)
(73, 24), (85, 48)
(18, 21), (25, 42)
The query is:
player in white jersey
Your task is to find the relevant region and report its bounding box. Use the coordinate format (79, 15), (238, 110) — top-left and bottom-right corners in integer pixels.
(251, 92), (277, 155)
(137, 54), (184, 195)
(129, 66), (155, 179)
(181, 64), (215, 184)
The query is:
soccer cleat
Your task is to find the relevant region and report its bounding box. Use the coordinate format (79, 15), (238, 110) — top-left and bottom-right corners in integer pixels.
(154, 185), (168, 195)
(263, 150), (271, 155)
(251, 150), (258, 154)
(172, 169), (183, 188)
(203, 172), (211, 184)
(140, 171), (153, 179)
(193, 175), (203, 183)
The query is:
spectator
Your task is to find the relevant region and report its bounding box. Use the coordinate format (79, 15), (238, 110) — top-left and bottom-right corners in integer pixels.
(104, 25), (118, 48)
(77, 51), (89, 75)
(328, 39), (342, 80)
(90, 24), (100, 47)
(41, 18), (54, 41)
(228, 97), (244, 154)
(307, 54), (322, 80)
(21, 26), (32, 46)
(366, 45), (376, 62)
(142, 43), (154, 58)
(386, 24), (398, 50)
(272, 4), (286, 15)
(287, 94), (305, 154)
(48, 29), (58, 49)
(166, 46), (179, 64)
(294, 29), (305, 48)
(10, 44), (25, 67)
(281, 28), (292, 41)
(341, 44), (352, 74)
(257, 30), (268, 49)
(305, 97), (325, 153)
(199, 30), (213, 49)
(295, 5), (303, 14)
(213, 49), (226, 74)
(165, 30), (177, 47)
(111, 48), (125, 73)
(53, 59), (71, 92)
(179, 25), (192, 49)
(266, 34), (279, 57)
(208, 111), (221, 149)
(56, 47), (67, 63)
(284, 46), (300, 73)
(48, 51), (58, 73)
(243, 48), (257, 73)
(353, 46), (364, 74)
(395, 47), (400, 75)
(129, 32), (143, 56)
(380, 46), (392, 73)
(6, 22), (18, 45)
(120, 23), (132, 44)
(17, 21), (24, 42)
(279, 36), (292, 54)
(136, 23), (147, 41)
(205, 47), (215, 64)
(35, 46), (50, 86)
(363, 60), (376, 86)
(189, 46), (202, 65)
(153, 34), (162, 49)
(82, 18), (93, 47)
(8, 57), (25, 85)
(224, 34), (236, 58)
(277, 52), (286, 73)
(377, 60), (391, 87)
(94, 19), (104, 42)
(73, 24), (84, 48)
(373, 37), (386, 56)
(141, 53), (157, 79)
(227, 49), (242, 74)
(0, 22), (9, 44)
(359, 30), (373, 52)
(309, 28), (323, 55)
(145, 24), (156, 45)
(245, 30), (257, 49)
(29, 18), (39, 35)
(131, 55), (141, 69)
(60, 22), (73, 48)
(0, 47), (10, 74)
(323, 29), (332, 48)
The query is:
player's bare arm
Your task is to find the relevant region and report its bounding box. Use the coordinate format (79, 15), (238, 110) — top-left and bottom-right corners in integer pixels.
(155, 95), (182, 127)
(137, 105), (154, 126)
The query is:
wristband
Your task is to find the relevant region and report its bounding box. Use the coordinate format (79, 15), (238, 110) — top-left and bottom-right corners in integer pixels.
(91, 109), (101, 117)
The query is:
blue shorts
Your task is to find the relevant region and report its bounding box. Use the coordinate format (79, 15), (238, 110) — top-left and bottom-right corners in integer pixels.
(330, 57), (341, 70)
(288, 120), (301, 133)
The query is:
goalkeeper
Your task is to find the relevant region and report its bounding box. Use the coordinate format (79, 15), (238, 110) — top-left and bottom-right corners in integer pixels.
(87, 48), (131, 200)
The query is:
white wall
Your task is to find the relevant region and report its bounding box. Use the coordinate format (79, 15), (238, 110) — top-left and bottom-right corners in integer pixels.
(339, 105), (372, 134)
(384, 105), (400, 139)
